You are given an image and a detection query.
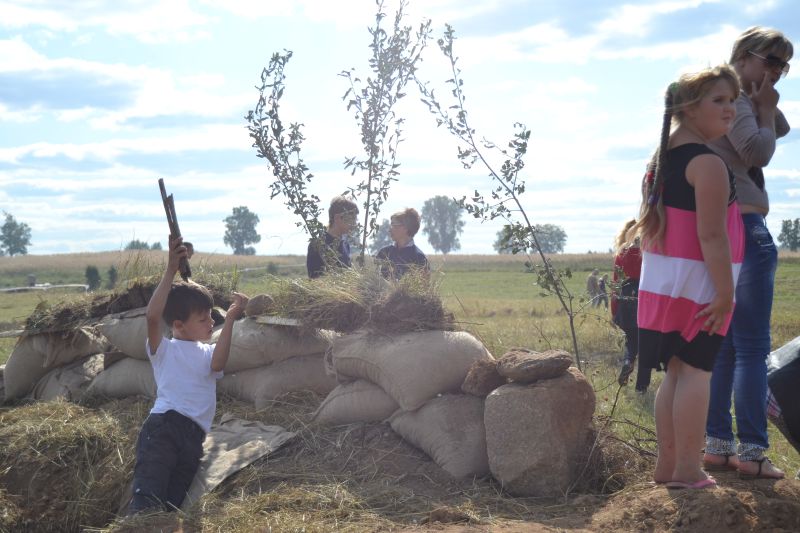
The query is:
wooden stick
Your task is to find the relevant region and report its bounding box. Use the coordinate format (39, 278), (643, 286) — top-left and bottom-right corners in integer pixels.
(158, 178), (192, 281)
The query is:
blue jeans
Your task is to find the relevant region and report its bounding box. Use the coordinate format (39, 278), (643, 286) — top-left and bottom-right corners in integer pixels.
(706, 214), (777, 460)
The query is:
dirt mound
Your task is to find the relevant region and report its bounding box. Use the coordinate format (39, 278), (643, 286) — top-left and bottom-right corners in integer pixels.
(591, 475), (800, 532)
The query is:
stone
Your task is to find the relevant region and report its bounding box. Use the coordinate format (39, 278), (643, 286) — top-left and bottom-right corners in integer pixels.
(485, 367), (596, 497)
(496, 347), (573, 383)
(244, 293), (275, 317)
(461, 358), (507, 396)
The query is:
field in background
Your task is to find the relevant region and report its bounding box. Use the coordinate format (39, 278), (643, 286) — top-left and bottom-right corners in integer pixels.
(1, 250), (798, 486)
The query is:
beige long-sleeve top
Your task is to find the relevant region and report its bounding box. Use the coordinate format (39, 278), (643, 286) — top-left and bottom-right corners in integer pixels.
(708, 93), (790, 214)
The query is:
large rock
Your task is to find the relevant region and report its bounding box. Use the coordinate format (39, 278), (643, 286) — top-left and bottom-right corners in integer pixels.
(485, 367), (595, 497)
(461, 359), (507, 397)
(496, 348), (572, 383)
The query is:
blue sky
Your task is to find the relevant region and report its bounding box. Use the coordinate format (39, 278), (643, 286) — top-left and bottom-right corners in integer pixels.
(1, 0), (798, 256)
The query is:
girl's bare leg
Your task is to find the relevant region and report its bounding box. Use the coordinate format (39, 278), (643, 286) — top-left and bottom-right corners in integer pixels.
(672, 359), (712, 483)
(654, 358), (678, 482)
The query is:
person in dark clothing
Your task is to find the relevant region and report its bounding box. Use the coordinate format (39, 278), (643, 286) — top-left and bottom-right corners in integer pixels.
(612, 218), (651, 394)
(307, 196), (359, 279)
(375, 208), (429, 280)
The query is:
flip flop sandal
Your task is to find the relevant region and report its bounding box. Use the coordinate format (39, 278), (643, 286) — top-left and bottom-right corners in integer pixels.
(703, 454), (738, 472)
(738, 457), (784, 480)
(665, 477), (717, 490)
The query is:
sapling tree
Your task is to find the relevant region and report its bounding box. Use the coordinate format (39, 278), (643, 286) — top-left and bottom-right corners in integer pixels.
(246, 51), (325, 240)
(340, 0), (431, 261)
(416, 26), (584, 370)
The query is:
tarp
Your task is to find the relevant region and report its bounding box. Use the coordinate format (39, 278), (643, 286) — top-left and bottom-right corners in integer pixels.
(119, 414), (295, 514)
(182, 414), (296, 509)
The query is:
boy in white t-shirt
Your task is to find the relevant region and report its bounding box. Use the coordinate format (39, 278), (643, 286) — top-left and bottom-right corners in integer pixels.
(127, 235), (248, 514)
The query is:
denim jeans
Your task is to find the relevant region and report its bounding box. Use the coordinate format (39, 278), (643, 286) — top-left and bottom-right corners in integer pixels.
(706, 214), (777, 460)
(128, 410), (205, 514)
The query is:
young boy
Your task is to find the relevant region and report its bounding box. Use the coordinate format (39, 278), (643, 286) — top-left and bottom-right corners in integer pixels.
(375, 207), (429, 280)
(306, 196), (359, 278)
(128, 235), (247, 514)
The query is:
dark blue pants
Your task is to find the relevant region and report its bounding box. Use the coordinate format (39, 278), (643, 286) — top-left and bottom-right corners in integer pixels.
(128, 410), (205, 514)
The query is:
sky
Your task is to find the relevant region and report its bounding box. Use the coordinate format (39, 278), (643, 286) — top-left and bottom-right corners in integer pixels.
(1, 0), (799, 256)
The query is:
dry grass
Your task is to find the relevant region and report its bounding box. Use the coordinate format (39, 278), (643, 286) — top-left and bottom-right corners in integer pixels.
(266, 266), (454, 334)
(0, 399), (148, 532)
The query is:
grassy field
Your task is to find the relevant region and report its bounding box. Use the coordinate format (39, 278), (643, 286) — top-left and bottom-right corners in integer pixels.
(1, 251), (799, 480)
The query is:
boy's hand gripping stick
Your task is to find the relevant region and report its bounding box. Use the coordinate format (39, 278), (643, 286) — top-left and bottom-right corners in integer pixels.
(158, 178), (192, 281)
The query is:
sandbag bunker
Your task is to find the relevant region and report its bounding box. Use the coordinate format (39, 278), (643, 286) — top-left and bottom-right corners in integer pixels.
(2, 308), (596, 498)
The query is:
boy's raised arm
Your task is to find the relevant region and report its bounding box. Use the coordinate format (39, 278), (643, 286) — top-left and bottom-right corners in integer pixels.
(211, 292), (248, 372)
(146, 235), (186, 354)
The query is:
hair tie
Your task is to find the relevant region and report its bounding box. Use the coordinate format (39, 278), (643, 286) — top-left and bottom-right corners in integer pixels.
(668, 82), (679, 95)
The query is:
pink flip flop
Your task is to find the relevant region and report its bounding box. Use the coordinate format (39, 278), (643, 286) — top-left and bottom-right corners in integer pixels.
(665, 477), (717, 490)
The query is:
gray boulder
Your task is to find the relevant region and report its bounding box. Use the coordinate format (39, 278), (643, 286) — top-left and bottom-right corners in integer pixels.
(485, 367), (595, 497)
(496, 348), (572, 383)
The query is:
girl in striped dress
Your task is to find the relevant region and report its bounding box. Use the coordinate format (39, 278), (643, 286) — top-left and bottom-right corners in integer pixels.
(632, 65), (745, 489)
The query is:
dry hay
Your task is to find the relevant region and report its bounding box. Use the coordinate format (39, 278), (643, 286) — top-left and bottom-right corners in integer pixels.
(22, 275), (235, 336)
(266, 266), (454, 334)
(0, 399), (149, 532)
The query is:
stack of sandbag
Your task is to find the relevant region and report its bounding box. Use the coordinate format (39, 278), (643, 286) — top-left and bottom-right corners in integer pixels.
(209, 317), (338, 408)
(2, 327), (109, 401)
(90, 309), (338, 406)
(85, 307), (168, 399)
(316, 329), (494, 479)
(478, 348), (596, 497)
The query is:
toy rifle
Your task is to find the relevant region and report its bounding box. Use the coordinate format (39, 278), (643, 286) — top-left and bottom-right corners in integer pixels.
(158, 178), (192, 281)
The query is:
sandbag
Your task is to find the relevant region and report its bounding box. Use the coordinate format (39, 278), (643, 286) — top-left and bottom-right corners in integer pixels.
(99, 307), (168, 360)
(313, 379), (399, 425)
(218, 354), (338, 408)
(85, 357), (156, 399)
(225, 318), (335, 372)
(389, 394), (489, 479)
(332, 330), (493, 411)
(3, 328), (108, 400)
(30, 354), (104, 402)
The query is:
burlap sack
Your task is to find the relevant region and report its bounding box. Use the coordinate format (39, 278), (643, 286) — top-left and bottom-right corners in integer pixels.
(218, 353), (338, 408)
(30, 354), (104, 402)
(225, 318), (335, 372)
(3, 328), (108, 400)
(313, 379), (399, 425)
(85, 357), (156, 399)
(99, 307), (168, 360)
(389, 394), (489, 479)
(332, 330), (493, 411)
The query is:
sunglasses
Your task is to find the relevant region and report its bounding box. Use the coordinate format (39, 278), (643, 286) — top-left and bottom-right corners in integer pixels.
(749, 51), (790, 77)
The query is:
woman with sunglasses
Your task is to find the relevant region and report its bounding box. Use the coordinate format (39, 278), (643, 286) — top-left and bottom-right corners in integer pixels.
(703, 26), (792, 480)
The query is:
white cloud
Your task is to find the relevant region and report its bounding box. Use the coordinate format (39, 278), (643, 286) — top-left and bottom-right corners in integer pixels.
(0, 123), (249, 163)
(595, 0), (720, 38)
(0, 0), (212, 43)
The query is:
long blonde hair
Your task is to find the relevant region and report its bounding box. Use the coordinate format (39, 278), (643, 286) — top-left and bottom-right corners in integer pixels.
(631, 65), (740, 250)
(614, 219), (638, 253)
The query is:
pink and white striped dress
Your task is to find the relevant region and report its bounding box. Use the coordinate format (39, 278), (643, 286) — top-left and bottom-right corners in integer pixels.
(638, 143), (745, 372)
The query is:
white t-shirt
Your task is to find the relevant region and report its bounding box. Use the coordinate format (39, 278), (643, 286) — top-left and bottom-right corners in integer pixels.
(146, 337), (223, 433)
